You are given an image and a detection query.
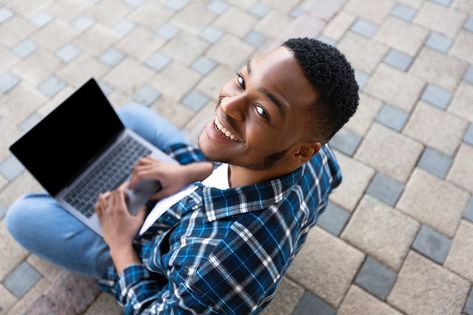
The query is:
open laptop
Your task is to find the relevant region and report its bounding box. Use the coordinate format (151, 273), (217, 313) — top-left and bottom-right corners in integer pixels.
(9, 78), (177, 236)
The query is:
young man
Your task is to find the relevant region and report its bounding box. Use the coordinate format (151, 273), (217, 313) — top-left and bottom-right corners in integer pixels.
(7, 38), (358, 314)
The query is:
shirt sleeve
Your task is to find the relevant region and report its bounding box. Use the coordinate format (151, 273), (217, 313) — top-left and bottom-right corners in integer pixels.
(164, 143), (207, 165)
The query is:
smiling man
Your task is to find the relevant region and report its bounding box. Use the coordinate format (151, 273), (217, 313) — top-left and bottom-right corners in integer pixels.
(7, 38), (358, 314)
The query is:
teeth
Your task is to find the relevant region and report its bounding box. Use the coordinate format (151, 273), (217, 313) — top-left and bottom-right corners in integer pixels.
(214, 117), (239, 142)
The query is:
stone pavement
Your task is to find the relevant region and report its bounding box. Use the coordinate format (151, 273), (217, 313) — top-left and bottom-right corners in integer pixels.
(0, 0), (472, 313)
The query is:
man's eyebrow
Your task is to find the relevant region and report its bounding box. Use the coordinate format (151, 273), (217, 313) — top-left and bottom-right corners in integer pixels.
(246, 60), (252, 76)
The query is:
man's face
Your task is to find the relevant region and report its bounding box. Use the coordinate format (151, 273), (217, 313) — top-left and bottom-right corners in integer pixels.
(198, 47), (318, 170)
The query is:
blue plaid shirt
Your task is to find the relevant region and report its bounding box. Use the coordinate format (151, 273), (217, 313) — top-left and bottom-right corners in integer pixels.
(98, 143), (342, 314)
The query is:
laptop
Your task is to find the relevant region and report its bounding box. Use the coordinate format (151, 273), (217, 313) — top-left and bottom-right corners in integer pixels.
(9, 78), (177, 236)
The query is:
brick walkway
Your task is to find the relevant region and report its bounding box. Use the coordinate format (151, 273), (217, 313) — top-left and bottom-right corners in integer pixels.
(1, 0), (472, 314)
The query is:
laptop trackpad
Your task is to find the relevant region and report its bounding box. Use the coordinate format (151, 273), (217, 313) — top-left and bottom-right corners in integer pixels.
(126, 180), (162, 215)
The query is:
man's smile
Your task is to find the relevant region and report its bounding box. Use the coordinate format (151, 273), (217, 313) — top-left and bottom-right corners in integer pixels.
(214, 116), (241, 143)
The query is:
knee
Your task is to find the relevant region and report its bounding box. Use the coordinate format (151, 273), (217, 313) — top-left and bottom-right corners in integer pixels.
(5, 195), (35, 242)
(117, 103), (149, 123)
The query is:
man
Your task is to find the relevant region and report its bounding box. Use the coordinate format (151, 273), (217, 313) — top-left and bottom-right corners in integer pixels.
(6, 38), (358, 314)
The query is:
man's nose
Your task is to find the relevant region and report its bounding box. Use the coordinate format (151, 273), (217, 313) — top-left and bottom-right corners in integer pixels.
(220, 95), (246, 122)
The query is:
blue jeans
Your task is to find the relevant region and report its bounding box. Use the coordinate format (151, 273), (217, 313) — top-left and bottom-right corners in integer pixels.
(5, 104), (188, 279)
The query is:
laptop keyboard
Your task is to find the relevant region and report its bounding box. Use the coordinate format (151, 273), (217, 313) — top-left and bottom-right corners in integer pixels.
(64, 135), (152, 218)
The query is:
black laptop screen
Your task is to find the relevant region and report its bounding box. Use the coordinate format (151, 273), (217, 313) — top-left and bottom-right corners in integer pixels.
(10, 78), (124, 196)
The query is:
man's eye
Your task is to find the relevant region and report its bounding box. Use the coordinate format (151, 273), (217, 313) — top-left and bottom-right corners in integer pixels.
(237, 73), (245, 89)
(255, 104), (270, 121)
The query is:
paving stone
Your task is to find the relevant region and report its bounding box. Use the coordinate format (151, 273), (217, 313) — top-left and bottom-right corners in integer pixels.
(432, 0), (453, 6)
(0, 202), (6, 219)
(342, 195), (419, 270)
(465, 15), (473, 32)
(322, 11), (356, 40)
(165, 0), (190, 11)
(156, 22), (180, 40)
(0, 7), (13, 24)
(0, 73), (20, 94)
(127, 1), (173, 29)
(317, 202), (350, 236)
(0, 284), (17, 315)
(344, 0), (393, 24)
(289, 4), (304, 18)
(0, 221), (29, 280)
(71, 15), (95, 32)
(144, 52), (171, 72)
(388, 251), (470, 315)
(172, 3), (215, 31)
(102, 58), (154, 95)
(214, 7), (256, 37)
(243, 31), (267, 48)
(329, 152), (375, 212)
(248, 3), (270, 17)
(55, 43), (81, 64)
(425, 31), (453, 52)
(0, 16), (35, 47)
(398, 169), (469, 237)
(47, 0), (90, 22)
(56, 55), (109, 88)
(123, 0), (144, 7)
(464, 123), (473, 145)
(408, 102), (468, 154)
(366, 172), (404, 207)
(367, 64), (424, 111)
(465, 289), (473, 315)
(0, 156), (24, 181)
(33, 19), (77, 52)
(338, 285), (402, 315)
(72, 24), (120, 56)
(38, 75), (67, 98)
(354, 256), (397, 300)
(383, 48), (412, 71)
(287, 227), (364, 307)
(292, 291), (335, 315)
(412, 224), (452, 264)
(317, 35), (337, 46)
(133, 85), (161, 107)
(465, 65), (473, 84)
(444, 220), (473, 283)
(280, 13), (326, 42)
(30, 10), (54, 28)
(27, 255), (63, 283)
(11, 50), (61, 86)
(254, 11), (293, 39)
(112, 19), (135, 37)
(181, 89), (209, 112)
(351, 18), (379, 38)
(448, 144), (473, 193)
(356, 123), (423, 182)
(417, 147), (453, 179)
(329, 128), (362, 156)
(196, 64), (233, 99)
(150, 62), (201, 100)
(354, 69), (369, 91)
(206, 34), (254, 70)
(375, 103), (409, 131)
(344, 94), (382, 136)
(259, 277), (303, 315)
(415, 2), (467, 38)
(116, 27), (165, 61)
(191, 56), (217, 75)
(12, 39), (38, 58)
(161, 32), (209, 66)
(84, 293), (124, 315)
(3, 261), (41, 298)
(390, 2), (417, 21)
(99, 47), (125, 68)
(207, 0), (230, 15)
(420, 84), (452, 109)
(199, 25), (224, 43)
(450, 82), (473, 122)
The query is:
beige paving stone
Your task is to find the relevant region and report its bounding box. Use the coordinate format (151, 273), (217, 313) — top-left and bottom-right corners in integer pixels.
(72, 24), (120, 56)
(338, 285), (402, 315)
(109, 90), (132, 109)
(453, 0), (473, 13)
(0, 118), (21, 161)
(396, 0), (423, 8)
(214, 7), (257, 38)
(375, 16), (428, 55)
(6, 278), (52, 315)
(84, 293), (123, 315)
(366, 64), (424, 112)
(254, 11), (293, 40)
(0, 176), (7, 191)
(451, 30), (473, 64)
(344, 94), (382, 136)
(448, 144), (473, 193)
(56, 55), (109, 88)
(0, 221), (29, 279)
(445, 220), (473, 282)
(8, 0), (51, 16)
(116, 27), (165, 60)
(261, 0), (300, 12)
(0, 16), (35, 47)
(172, 2), (215, 32)
(260, 277), (304, 315)
(449, 82), (473, 123)
(0, 283), (17, 314)
(47, 0), (91, 22)
(388, 251), (470, 315)
(102, 58), (155, 96)
(85, 0), (130, 27)
(287, 227), (364, 307)
(279, 13), (326, 41)
(225, 0), (259, 10)
(196, 65), (234, 99)
(329, 152), (375, 212)
(404, 102), (468, 156)
(397, 169), (469, 237)
(322, 11), (356, 40)
(161, 32), (209, 66)
(0, 82), (45, 125)
(32, 19), (79, 52)
(342, 195), (419, 270)
(355, 123), (423, 182)
(206, 34), (254, 70)
(37, 86), (75, 117)
(338, 32), (388, 74)
(184, 102), (215, 145)
(410, 48), (468, 90)
(0, 47), (20, 73)
(344, 0), (394, 24)
(128, 1), (174, 29)
(27, 254), (64, 283)
(150, 95), (195, 129)
(11, 50), (62, 87)
(415, 2), (467, 38)
(149, 61), (201, 101)
(0, 173), (43, 209)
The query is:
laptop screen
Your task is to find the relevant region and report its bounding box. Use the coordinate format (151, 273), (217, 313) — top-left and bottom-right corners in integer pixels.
(10, 78), (124, 196)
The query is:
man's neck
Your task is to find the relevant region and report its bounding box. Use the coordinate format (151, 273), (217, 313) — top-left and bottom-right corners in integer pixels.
(227, 164), (298, 188)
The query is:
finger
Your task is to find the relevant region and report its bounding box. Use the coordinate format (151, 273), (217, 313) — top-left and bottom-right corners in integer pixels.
(129, 165), (156, 188)
(150, 188), (168, 201)
(134, 206), (146, 222)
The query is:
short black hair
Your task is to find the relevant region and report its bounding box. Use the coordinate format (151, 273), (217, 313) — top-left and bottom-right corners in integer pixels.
(282, 38), (359, 143)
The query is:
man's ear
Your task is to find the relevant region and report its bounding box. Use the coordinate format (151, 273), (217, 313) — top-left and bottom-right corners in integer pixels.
(294, 141), (322, 163)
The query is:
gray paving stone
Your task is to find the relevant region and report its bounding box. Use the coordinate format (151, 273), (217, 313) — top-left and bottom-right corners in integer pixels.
(421, 84), (452, 109)
(417, 147), (453, 178)
(290, 4), (304, 18)
(351, 18), (379, 38)
(123, 0), (144, 7)
(465, 287), (473, 315)
(19, 113), (43, 133)
(317, 35), (337, 47)
(191, 56), (217, 75)
(207, 0), (229, 15)
(354, 69), (369, 91)
(156, 23), (180, 40)
(464, 197), (473, 223)
(30, 10), (54, 28)
(383, 49), (412, 71)
(99, 48), (125, 68)
(243, 31), (267, 48)
(431, 0), (452, 6)
(199, 25), (224, 43)
(12, 39), (38, 58)
(354, 256), (397, 301)
(0, 201), (6, 219)
(133, 85), (161, 106)
(425, 32), (453, 52)
(38, 76), (66, 98)
(113, 19), (135, 37)
(292, 291), (336, 315)
(465, 16), (473, 32)
(390, 3), (416, 22)
(329, 128), (362, 156)
(98, 81), (113, 96)
(0, 7), (13, 24)
(166, 0), (189, 11)
(56, 44), (81, 64)
(317, 202), (350, 236)
(181, 89), (208, 112)
(248, 3), (271, 18)
(0, 156), (24, 181)
(366, 172), (404, 207)
(0, 73), (20, 94)
(465, 123), (473, 145)
(3, 261), (41, 298)
(412, 224), (452, 264)
(465, 65), (473, 84)
(71, 15), (95, 32)
(375, 103), (409, 131)
(144, 52), (171, 72)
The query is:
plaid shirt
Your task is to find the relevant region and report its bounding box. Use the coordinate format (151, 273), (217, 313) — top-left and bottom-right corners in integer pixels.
(98, 143), (342, 315)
